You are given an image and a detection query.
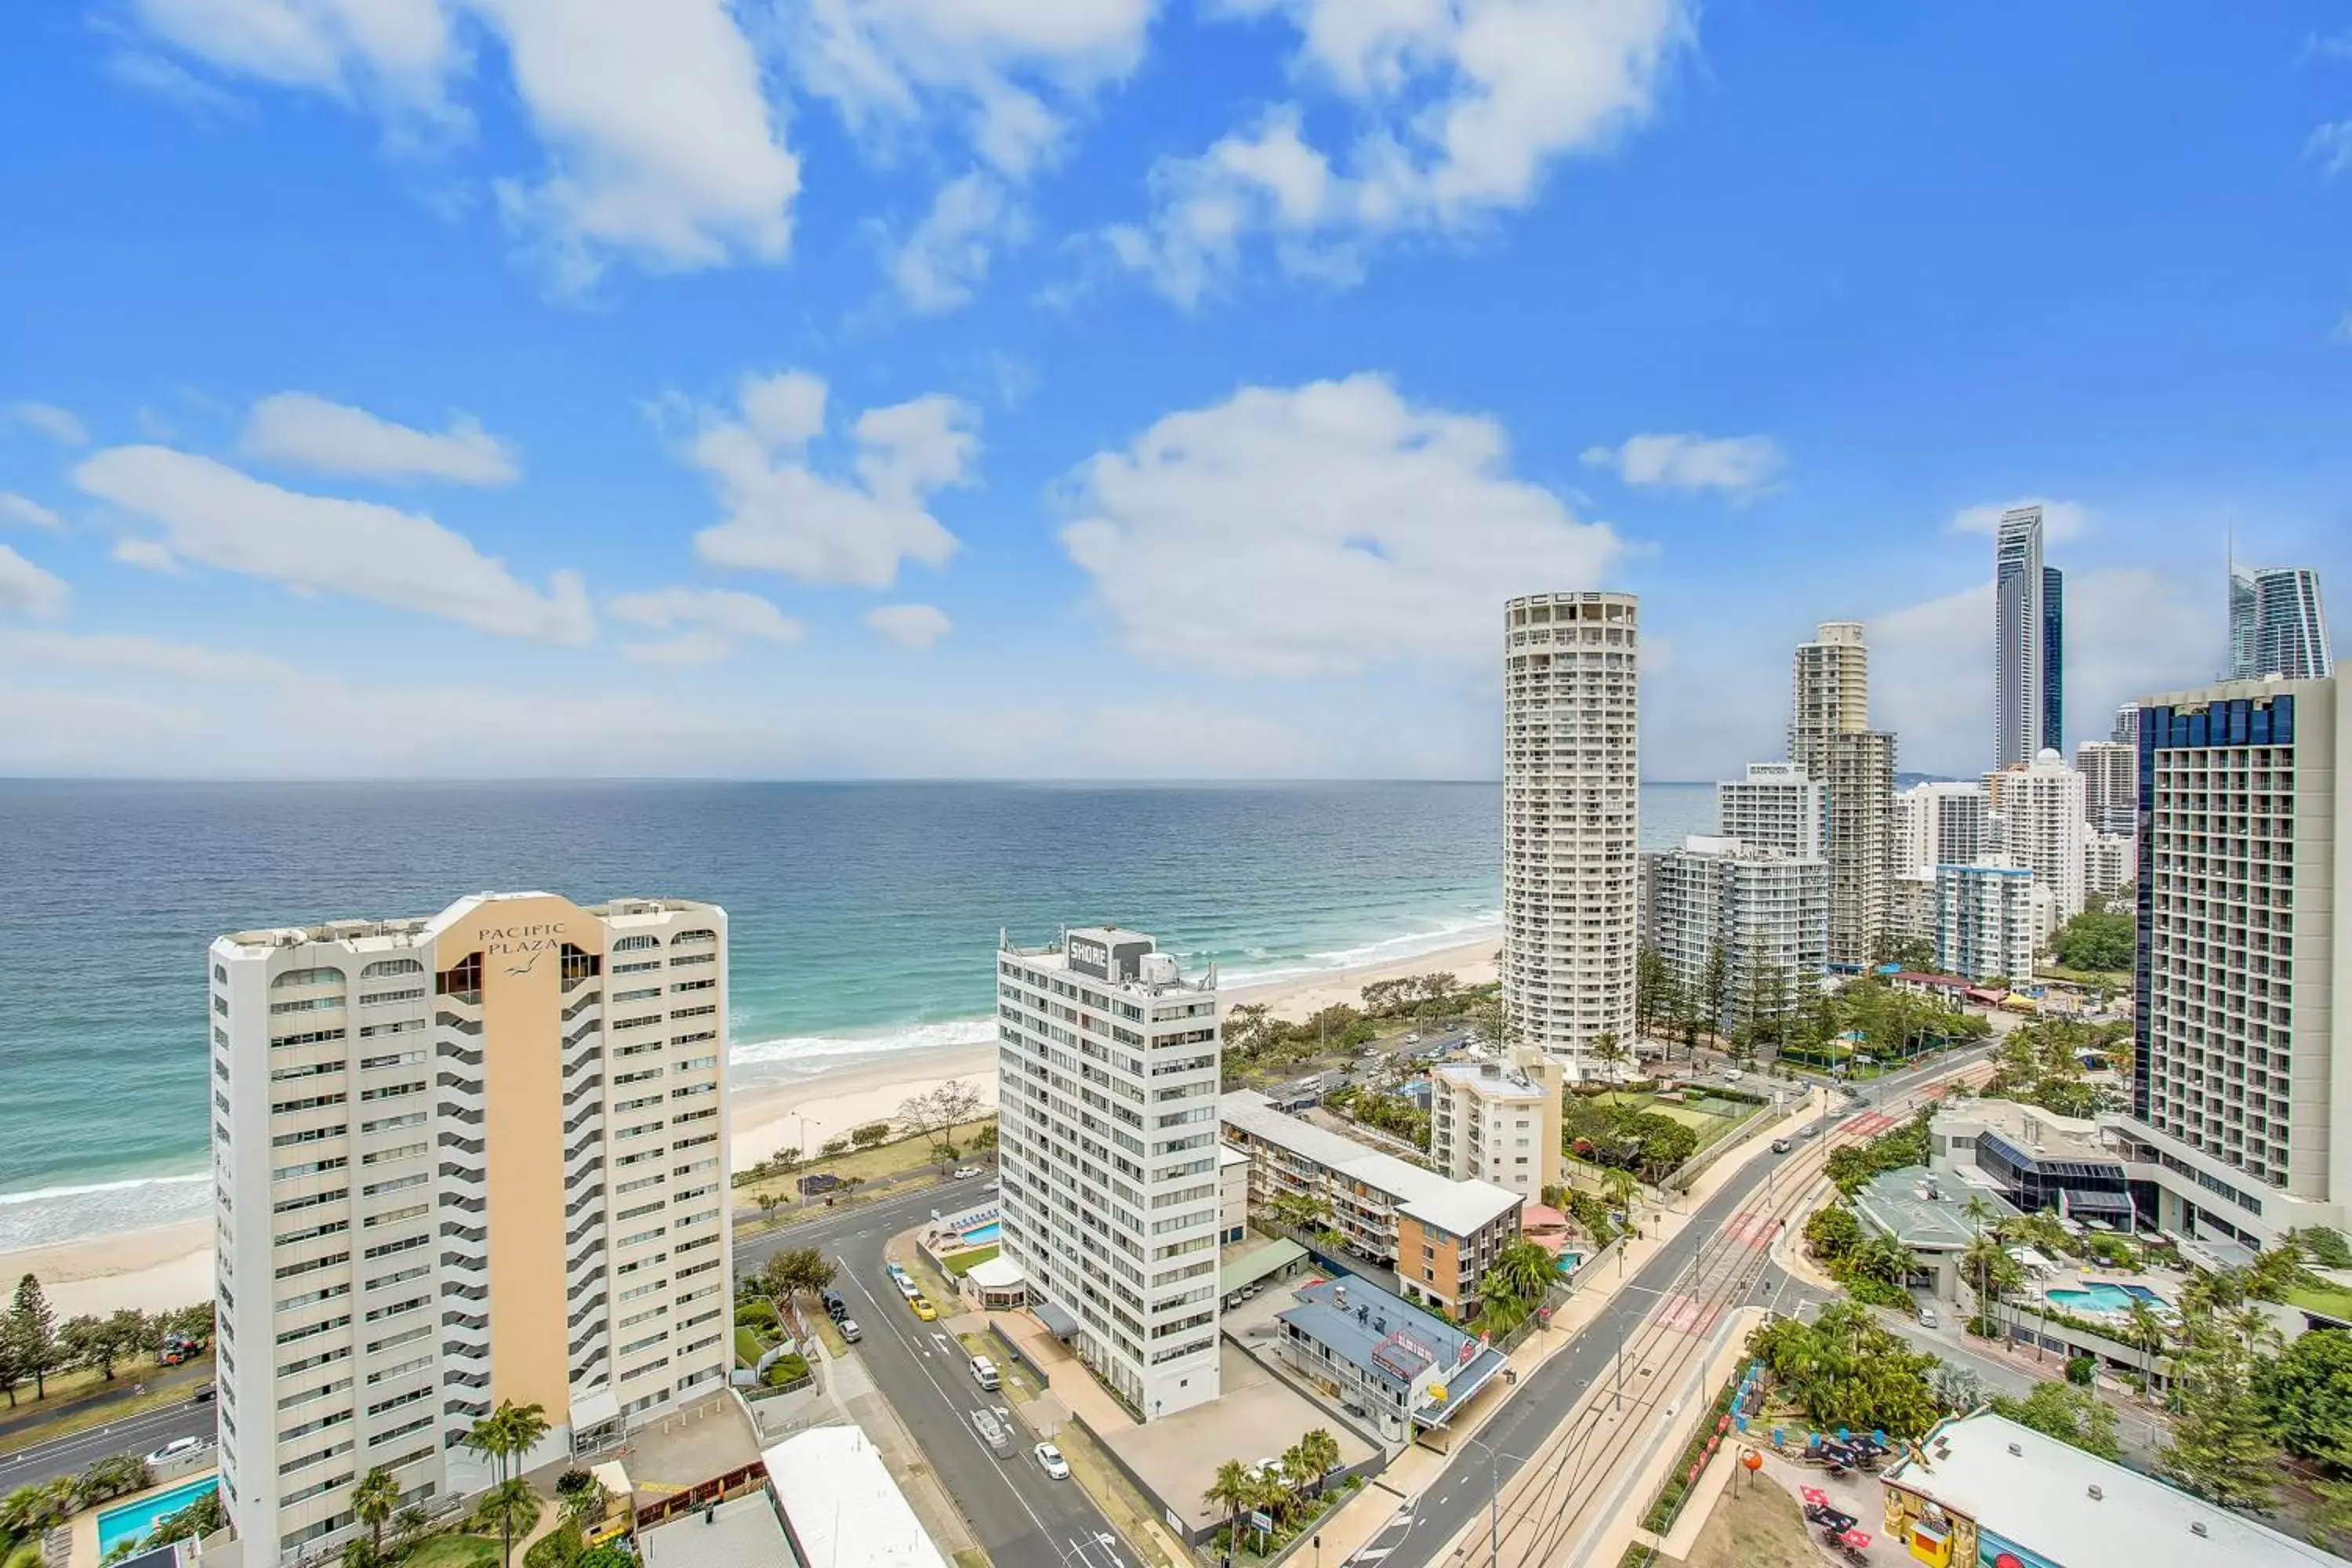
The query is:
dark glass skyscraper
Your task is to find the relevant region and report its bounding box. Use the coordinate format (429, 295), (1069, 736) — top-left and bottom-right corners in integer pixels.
(2042, 564), (2063, 750)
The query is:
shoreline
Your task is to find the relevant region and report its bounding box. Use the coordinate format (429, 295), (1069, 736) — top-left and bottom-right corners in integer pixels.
(0, 928), (1501, 1316)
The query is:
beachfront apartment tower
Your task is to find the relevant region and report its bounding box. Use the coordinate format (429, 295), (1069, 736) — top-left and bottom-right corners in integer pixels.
(1789, 622), (1868, 778)
(2229, 565), (2334, 682)
(1718, 761), (1827, 859)
(1992, 750), (2088, 931)
(2076, 739), (2137, 838)
(1648, 836), (1831, 1032)
(209, 894), (731, 1563)
(2105, 677), (2352, 1252)
(1894, 782), (1991, 879)
(993, 927), (1223, 1419)
(1502, 592), (1640, 1064)
(1995, 506), (2049, 766)
(1786, 622), (1895, 967)
(1933, 862), (2036, 987)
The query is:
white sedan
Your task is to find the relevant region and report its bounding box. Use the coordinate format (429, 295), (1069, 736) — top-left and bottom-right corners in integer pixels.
(1034, 1442), (1070, 1480)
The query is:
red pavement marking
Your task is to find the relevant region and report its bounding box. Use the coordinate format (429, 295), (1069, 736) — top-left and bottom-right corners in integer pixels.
(1659, 1294), (1722, 1334)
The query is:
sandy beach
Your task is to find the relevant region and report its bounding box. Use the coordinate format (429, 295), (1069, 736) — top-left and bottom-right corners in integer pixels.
(0, 931), (1501, 1316)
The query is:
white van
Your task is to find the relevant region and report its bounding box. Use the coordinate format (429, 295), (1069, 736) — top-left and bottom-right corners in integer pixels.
(969, 1355), (1001, 1392)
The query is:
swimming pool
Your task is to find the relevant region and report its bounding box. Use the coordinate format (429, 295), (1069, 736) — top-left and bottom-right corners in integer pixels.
(96, 1476), (218, 1558)
(2047, 1283), (2170, 1315)
(1553, 1252), (1584, 1276)
(962, 1221), (1001, 1244)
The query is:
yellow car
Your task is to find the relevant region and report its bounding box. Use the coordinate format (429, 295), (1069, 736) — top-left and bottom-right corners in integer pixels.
(910, 1296), (938, 1321)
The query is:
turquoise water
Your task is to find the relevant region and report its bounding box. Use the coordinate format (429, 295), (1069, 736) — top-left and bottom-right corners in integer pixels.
(0, 780), (1717, 1249)
(2047, 1283), (2165, 1313)
(96, 1477), (217, 1556)
(962, 1221), (1003, 1244)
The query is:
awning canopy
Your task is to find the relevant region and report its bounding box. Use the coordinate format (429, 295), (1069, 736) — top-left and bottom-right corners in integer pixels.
(1032, 1298), (1081, 1340)
(2063, 1189), (2135, 1215)
(571, 1387), (622, 1432)
(968, 1255), (1026, 1290)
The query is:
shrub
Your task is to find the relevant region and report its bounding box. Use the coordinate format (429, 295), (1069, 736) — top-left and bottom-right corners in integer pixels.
(2064, 1355), (2097, 1387)
(762, 1352), (812, 1387)
(850, 1122), (891, 1148)
(2302, 1227), (2352, 1270)
(734, 1301), (779, 1328)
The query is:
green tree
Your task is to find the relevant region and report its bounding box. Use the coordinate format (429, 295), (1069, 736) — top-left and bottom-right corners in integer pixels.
(849, 1121), (891, 1148)
(1803, 1205), (1864, 1265)
(2052, 909), (2134, 972)
(1204, 1459), (1256, 1552)
(474, 1480), (539, 1568)
(1591, 1032), (1631, 1080)
(1989, 1380), (2120, 1460)
(2257, 1325), (2352, 1464)
(352, 1466), (403, 1563)
(8, 1276), (58, 1400)
(1478, 1240), (1557, 1325)
(1699, 946), (1732, 1043)
(465, 1399), (552, 1568)
(2161, 1323), (2278, 1512)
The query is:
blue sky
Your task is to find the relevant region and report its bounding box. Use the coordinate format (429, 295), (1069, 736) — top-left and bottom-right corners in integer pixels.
(2, 0), (2348, 780)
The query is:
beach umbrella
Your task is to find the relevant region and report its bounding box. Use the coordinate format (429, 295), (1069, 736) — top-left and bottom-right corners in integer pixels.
(1800, 1487), (1829, 1508)
(1839, 1530), (1872, 1550)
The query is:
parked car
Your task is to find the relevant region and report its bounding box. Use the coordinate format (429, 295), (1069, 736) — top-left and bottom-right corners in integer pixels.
(972, 1409), (1014, 1458)
(1801, 1124), (1820, 1139)
(147, 1436), (210, 1467)
(1403, 1033), (1422, 1044)
(911, 1296), (938, 1321)
(969, 1356), (1000, 1391)
(1034, 1443), (1070, 1480)
(798, 1172), (843, 1196)
(1771, 1137), (1794, 1155)
(951, 1167), (983, 1180)
(822, 1289), (848, 1321)
(1722, 1069), (1744, 1083)
(191, 1383), (216, 1403)
(839, 1319), (862, 1343)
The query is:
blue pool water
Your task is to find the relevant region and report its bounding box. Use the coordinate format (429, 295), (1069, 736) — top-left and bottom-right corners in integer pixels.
(96, 1476), (217, 1557)
(2048, 1283), (2169, 1314)
(1554, 1253), (1584, 1276)
(963, 1221), (1001, 1244)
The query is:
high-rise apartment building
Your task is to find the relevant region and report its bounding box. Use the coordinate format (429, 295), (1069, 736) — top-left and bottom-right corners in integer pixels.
(1824, 730), (1897, 965)
(1789, 621), (1869, 777)
(1428, 1055), (1563, 1205)
(210, 894), (731, 1562)
(2042, 565), (2065, 751)
(2085, 833), (2132, 898)
(1502, 592), (1640, 1063)
(2110, 678), (2350, 1250)
(994, 927), (1223, 1418)
(1719, 761), (1827, 858)
(1894, 782), (1990, 878)
(1648, 836), (1830, 1029)
(1994, 750), (2087, 931)
(1995, 505), (2049, 766)
(2230, 565), (2334, 681)
(1933, 862), (2035, 985)
(2075, 739), (2136, 837)
(2111, 702), (2139, 749)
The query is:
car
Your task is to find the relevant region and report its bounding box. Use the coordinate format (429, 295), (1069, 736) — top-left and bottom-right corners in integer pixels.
(839, 1319), (862, 1342)
(1770, 1137), (1793, 1154)
(146, 1436), (210, 1467)
(1403, 1033), (1422, 1044)
(1917, 1306), (1940, 1330)
(886, 1261), (908, 1281)
(822, 1289), (848, 1320)
(1722, 1069), (1744, 1082)
(896, 1276), (922, 1300)
(911, 1296), (938, 1321)
(191, 1383), (216, 1403)
(1801, 1124), (1820, 1139)
(969, 1355), (1000, 1391)
(973, 1409), (1014, 1458)
(951, 1167), (983, 1180)
(1034, 1443), (1070, 1480)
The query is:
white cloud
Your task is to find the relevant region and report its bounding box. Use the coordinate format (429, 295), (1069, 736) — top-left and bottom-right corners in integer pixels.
(74, 445), (593, 642)
(1949, 497), (2091, 543)
(0, 494), (63, 531)
(608, 585), (804, 664)
(866, 601), (951, 649)
(105, 50), (249, 117)
(1581, 433), (1784, 495)
(0, 627), (301, 684)
(2310, 119), (2352, 178)
(684, 371), (977, 588)
(239, 391), (521, 484)
(6, 402), (89, 446)
(1060, 372), (1624, 677)
(1108, 0), (1692, 301)
(125, 0), (800, 289)
(0, 546), (70, 619)
(887, 172), (1024, 314)
(113, 538), (181, 572)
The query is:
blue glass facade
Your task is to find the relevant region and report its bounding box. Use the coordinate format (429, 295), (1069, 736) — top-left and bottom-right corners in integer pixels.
(2042, 566), (2063, 751)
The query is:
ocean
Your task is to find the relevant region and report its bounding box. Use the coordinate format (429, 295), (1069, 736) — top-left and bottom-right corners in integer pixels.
(0, 779), (1718, 1250)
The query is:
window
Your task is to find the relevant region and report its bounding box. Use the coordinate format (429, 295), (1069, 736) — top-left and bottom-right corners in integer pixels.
(272, 967), (345, 989)
(361, 959), (424, 979)
(613, 935), (659, 953)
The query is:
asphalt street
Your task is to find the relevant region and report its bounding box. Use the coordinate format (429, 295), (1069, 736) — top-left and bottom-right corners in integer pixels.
(0, 1396), (217, 1490)
(1355, 1046), (1991, 1568)
(738, 1180), (1129, 1568)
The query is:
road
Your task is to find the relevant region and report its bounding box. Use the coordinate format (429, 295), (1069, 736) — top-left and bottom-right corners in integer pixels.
(0, 1396), (217, 1489)
(738, 1180), (1128, 1568)
(1355, 1044), (1991, 1568)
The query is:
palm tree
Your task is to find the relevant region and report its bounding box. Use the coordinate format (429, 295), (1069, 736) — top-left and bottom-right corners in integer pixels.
(1602, 1167), (1640, 1230)
(351, 1466), (401, 1563)
(476, 1481), (537, 1568)
(1298, 1429), (1342, 1497)
(2123, 1298), (2170, 1396)
(465, 1399), (550, 1568)
(1481, 1239), (1555, 1322)
(1205, 1459), (1255, 1553)
(1592, 1033), (1630, 1080)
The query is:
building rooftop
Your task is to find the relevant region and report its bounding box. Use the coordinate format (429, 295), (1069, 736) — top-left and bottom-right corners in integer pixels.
(996, 927), (1216, 995)
(1277, 1276), (1507, 1425)
(220, 891), (721, 949)
(1935, 1098), (2112, 1162)
(1885, 1410), (2346, 1567)
(637, 1493), (796, 1568)
(1432, 1060), (1549, 1101)
(1853, 1166), (2018, 1251)
(1221, 1091), (1521, 1237)
(761, 1427), (946, 1568)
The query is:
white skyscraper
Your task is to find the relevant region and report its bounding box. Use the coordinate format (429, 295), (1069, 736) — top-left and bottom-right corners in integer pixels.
(2111, 703), (2140, 748)
(2230, 564), (2334, 681)
(1790, 621), (1869, 776)
(1894, 782), (1991, 878)
(2075, 739), (2137, 837)
(1717, 761), (1827, 858)
(1648, 837), (1830, 1029)
(1997, 750), (2089, 930)
(209, 895), (731, 1562)
(1503, 591), (1640, 1062)
(1995, 505), (2049, 767)
(994, 927), (1223, 1418)
(1934, 862), (2036, 985)
(2111, 677), (2349, 1249)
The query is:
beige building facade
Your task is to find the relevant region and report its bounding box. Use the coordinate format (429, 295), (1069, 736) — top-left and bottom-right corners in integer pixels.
(210, 893), (731, 1562)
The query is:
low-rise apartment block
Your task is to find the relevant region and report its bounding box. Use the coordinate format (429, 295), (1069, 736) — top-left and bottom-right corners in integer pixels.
(1428, 1055), (1561, 1204)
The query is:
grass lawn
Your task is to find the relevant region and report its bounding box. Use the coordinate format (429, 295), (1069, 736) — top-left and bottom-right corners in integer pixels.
(735, 1120), (996, 1193)
(734, 1326), (771, 1365)
(1660, 1473), (1814, 1568)
(402, 1536), (501, 1568)
(1592, 1091), (1755, 1149)
(2289, 1284), (2352, 1323)
(0, 1357), (216, 1449)
(943, 1244), (1000, 1276)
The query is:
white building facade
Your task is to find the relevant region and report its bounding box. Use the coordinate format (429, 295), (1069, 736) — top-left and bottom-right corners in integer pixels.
(1718, 761), (1827, 858)
(1991, 750), (2088, 930)
(210, 895), (731, 1562)
(1650, 836), (1831, 1029)
(1934, 862), (2036, 985)
(1895, 782), (1991, 879)
(994, 927), (1223, 1418)
(2076, 739), (2136, 838)
(1502, 592), (1640, 1063)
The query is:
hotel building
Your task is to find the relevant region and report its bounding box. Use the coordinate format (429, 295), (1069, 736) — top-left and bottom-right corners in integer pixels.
(1502, 591), (1640, 1064)
(1987, 750), (2088, 931)
(1718, 761), (1827, 858)
(993, 927), (1224, 1419)
(2107, 677), (2352, 1252)
(1933, 862), (2035, 985)
(1787, 622), (1895, 967)
(1428, 1055), (1563, 1204)
(209, 894), (731, 1562)
(1650, 836), (1831, 1029)
(2076, 739), (2137, 838)
(1894, 782), (1991, 879)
